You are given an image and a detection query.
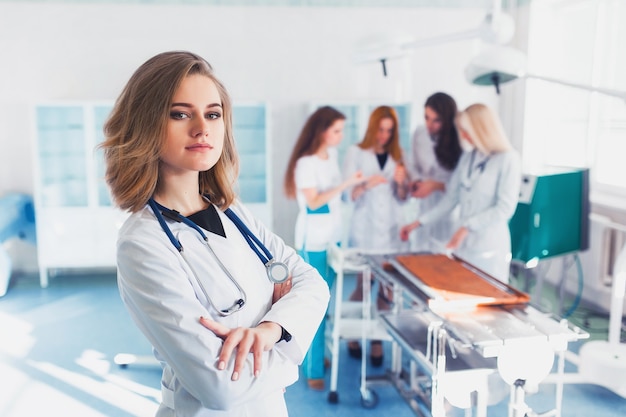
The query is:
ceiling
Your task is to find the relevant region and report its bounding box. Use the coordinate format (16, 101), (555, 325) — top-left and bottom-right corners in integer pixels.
(0, 0), (529, 8)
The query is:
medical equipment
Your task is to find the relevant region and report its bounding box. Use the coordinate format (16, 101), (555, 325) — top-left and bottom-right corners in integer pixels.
(326, 244), (393, 406)
(148, 198), (289, 316)
(574, 241), (626, 398)
(509, 167), (590, 265)
(0, 193), (37, 297)
(351, 252), (587, 417)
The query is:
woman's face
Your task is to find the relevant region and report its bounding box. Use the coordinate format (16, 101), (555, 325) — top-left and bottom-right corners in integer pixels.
(458, 126), (475, 152)
(376, 117), (395, 147)
(424, 106), (442, 136)
(160, 74), (225, 176)
(322, 119), (345, 148)
(459, 128), (472, 143)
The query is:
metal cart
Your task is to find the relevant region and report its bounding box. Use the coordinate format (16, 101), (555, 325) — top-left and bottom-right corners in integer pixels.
(357, 252), (588, 417)
(326, 243), (392, 406)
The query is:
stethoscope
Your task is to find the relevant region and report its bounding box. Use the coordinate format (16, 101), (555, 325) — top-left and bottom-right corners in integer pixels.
(148, 198), (290, 316)
(461, 149), (490, 191)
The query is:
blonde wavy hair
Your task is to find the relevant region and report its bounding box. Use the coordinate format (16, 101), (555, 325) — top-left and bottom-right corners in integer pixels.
(100, 51), (239, 213)
(455, 103), (511, 155)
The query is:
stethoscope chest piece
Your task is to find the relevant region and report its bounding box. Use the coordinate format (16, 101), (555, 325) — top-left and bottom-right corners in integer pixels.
(148, 197), (291, 316)
(267, 261), (289, 283)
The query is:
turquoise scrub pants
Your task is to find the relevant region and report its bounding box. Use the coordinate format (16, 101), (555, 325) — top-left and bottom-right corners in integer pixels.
(299, 249), (335, 380)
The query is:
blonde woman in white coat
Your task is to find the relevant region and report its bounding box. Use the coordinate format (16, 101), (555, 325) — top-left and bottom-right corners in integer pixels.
(344, 105), (409, 366)
(101, 51), (330, 417)
(401, 103), (521, 283)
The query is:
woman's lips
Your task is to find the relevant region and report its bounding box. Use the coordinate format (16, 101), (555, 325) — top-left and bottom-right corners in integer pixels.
(186, 143), (213, 151)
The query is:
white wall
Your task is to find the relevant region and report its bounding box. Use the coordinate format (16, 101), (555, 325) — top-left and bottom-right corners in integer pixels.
(0, 3), (516, 271)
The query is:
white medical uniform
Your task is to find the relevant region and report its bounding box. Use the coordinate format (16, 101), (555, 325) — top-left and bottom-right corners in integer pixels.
(293, 148), (343, 251)
(417, 148), (521, 282)
(117, 200), (330, 417)
(343, 144), (408, 252)
(407, 126), (459, 252)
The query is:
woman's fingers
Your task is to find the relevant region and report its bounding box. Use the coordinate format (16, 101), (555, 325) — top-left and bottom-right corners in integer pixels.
(207, 323), (280, 381)
(230, 331), (254, 381)
(199, 316), (229, 338)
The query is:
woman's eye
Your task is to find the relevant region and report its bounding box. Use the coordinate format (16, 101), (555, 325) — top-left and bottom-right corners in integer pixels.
(170, 111), (189, 120)
(206, 112), (222, 120)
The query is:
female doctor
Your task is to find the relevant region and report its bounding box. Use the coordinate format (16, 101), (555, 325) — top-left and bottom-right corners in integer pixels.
(100, 51), (330, 417)
(283, 106), (365, 390)
(343, 106), (409, 365)
(406, 92), (462, 251)
(344, 105), (409, 252)
(400, 103), (521, 283)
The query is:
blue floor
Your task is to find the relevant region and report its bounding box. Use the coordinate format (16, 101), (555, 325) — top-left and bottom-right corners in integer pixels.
(1, 271), (625, 416)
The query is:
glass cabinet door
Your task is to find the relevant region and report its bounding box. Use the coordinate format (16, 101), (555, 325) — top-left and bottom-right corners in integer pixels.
(233, 104), (267, 204)
(36, 106), (88, 207)
(93, 105), (113, 206)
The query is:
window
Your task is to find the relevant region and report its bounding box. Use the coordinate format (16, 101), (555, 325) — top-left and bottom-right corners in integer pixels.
(524, 0), (626, 201)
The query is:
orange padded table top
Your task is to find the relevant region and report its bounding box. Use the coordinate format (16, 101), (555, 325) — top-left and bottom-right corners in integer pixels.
(393, 253), (530, 308)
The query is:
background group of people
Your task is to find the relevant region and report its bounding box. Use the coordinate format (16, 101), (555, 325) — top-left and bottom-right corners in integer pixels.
(283, 92), (522, 390)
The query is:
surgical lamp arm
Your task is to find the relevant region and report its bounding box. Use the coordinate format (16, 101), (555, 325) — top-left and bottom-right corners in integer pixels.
(527, 74), (626, 104)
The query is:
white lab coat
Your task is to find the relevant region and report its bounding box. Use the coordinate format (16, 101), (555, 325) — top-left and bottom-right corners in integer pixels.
(407, 126), (459, 251)
(418, 148), (521, 282)
(116, 200), (330, 417)
(343, 145), (408, 252)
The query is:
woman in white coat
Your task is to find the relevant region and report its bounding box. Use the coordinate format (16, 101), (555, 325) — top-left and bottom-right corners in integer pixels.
(100, 51), (330, 417)
(343, 105), (409, 365)
(283, 106), (365, 390)
(407, 92), (463, 252)
(344, 105), (409, 252)
(401, 103), (521, 283)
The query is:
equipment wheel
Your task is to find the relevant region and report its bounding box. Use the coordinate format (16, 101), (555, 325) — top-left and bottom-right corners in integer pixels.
(327, 391), (339, 404)
(360, 389), (379, 409)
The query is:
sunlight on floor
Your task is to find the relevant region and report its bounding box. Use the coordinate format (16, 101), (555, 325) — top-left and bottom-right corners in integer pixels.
(0, 362), (110, 417)
(77, 349), (161, 402)
(29, 359), (159, 417)
(0, 311), (35, 357)
(0, 356), (159, 417)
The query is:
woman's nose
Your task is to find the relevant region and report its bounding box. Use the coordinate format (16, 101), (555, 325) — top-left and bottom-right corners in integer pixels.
(192, 119), (210, 138)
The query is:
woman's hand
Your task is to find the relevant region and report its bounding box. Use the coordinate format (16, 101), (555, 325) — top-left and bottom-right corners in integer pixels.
(411, 179), (443, 198)
(346, 170), (366, 187)
(351, 174), (386, 200)
(393, 165), (407, 184)
(366, 174), (387, 188)
(446, 226), (468, 250)
(399, 221), (420, 241)
(272, 276), (292, 304)
(199, 318), (282, 381)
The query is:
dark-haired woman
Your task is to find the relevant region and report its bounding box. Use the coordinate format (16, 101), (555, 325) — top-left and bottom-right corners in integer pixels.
(407, 92), (463, 251)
